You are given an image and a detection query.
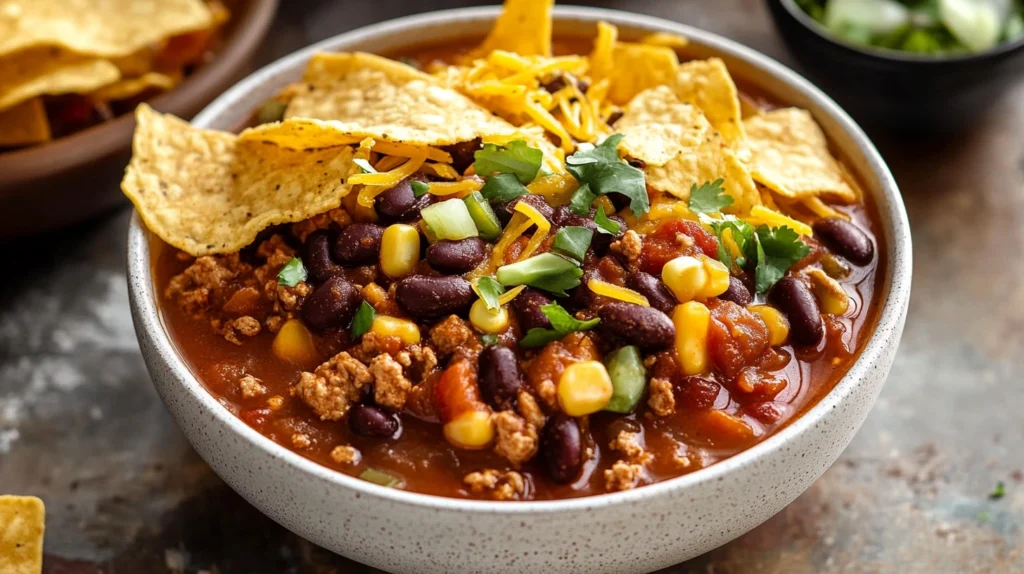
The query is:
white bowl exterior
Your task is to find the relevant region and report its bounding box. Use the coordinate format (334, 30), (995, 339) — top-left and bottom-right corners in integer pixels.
(127, 7), (912, 574)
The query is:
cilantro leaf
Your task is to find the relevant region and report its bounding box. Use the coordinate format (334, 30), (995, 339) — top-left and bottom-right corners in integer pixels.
(687, 179), (733, 214)
(552, 226), (593, 262)
(990, 481), (1006, 500)
(703, 215), (754, 272)
(568, 183), (596, 215)
(754, 225), (811, 294)
(411, 180), (431, 197)
(519, 302), (601, 348)
(480, 333), (499, 346)
(353, 158), (376, 174)
(496, 253), (583, 297)
(480, 172), (529, 202)
(351, 301), (376, 338)
(565, 134), (648, 218)
(473, 140), (543, 184)
(476, 276), (505, 312)
(594, 205), (621, 235)
(277, 258), (307, 287)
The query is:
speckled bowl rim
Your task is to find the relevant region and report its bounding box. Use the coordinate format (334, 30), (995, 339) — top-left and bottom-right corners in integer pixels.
(127, 5), (912, 515)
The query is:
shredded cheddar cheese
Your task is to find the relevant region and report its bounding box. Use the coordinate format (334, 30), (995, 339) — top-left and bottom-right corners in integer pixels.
(743, 205), (813, 236)
(513, 200), (551, 260)
(497, 284), (527, 305)
(426, 179), (484, 197)
(588, 279), (650, 306)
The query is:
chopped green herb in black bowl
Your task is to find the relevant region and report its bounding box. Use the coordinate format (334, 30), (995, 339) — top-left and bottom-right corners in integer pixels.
(767, 0), (1024, 132)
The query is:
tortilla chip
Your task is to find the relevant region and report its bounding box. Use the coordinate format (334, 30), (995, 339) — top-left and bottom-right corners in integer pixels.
(122, 105), (358, 256)
(0, 0), (214, 59)
(262, 52), (518, 147)
(92, 71), (179, 101)
(475, 0), (553, 58)
(0, 98), (51, 146)
(590, 22), (679, 105)
(0, 47), (120, 111)
(640, 32), (689, 49)
(743, 108), (855, 202)
(675, 58), (745, 145)
(0, 496), (45, 574)
(615, 86), (711, 167)
(646, 130), (761, 213)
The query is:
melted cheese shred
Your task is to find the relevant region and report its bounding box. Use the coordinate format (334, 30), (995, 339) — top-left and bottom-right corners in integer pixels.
(588, 279), (650, 306)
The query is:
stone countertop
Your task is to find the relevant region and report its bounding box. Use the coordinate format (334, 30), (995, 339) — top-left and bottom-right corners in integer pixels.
(1, 1), (1022, 572)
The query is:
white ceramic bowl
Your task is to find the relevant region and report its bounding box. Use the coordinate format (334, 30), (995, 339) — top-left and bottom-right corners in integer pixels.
(127, 7), (912, 573)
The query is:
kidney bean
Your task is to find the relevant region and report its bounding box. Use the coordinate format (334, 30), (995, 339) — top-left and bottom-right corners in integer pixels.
(718, 275), (753, 307)
(511, 288), (553, 331)
(425, 237), (487, 274)
(332, 223), (384, 265)
(478, 346), (524, 411)
(597, 302), (675, 351)
(395, 275), (475, 320)
(301, 276), (361, 331)
(812, 217), (874, 266)
(672, 377), (721, 410)
(305, 230), (343, 282)
(627, 271), (677, 314)
(768, 276), (824, 347)
(441, 138), (482, 173)
(540, 413), (583, 485)
(348, 404), (400, 437)
(375, 176), (435, 222)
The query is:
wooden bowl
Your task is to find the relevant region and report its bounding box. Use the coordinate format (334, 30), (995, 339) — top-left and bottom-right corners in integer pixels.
(0, 0), (278, 239)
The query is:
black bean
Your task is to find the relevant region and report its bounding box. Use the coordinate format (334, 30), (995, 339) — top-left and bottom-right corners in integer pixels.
(478, 346), (524, 411)
(541, 75), (568, 93)
(395, 275), (475, 320)
(812, 217), (874, 266)
(510, 288), (553, 331)
(332, 223), (384, 265)
(597, 302), (675, 351)
(305, 230), (343, 282)
(376, 176), (435, 222)
(441, 138), (482, 174)
(768, 276), (824, 347)
(626, 271), (677, 315)
(425, 237), (487, 274)
(540, 413), (583, 485)
(348, 404), (400, 438)
(301, 276), (361, 331)
(718, 275), (753, 307)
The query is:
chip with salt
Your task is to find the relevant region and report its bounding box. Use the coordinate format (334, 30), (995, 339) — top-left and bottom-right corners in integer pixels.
(91, 71), (180, 102)
(615, 86), (711, 167)
(743, 108), (856, 202)
(589, 22), (680, 106)
(0, 47), (120, 111)
(122, 105), (358, 256)
(250, 52), (518, 148)
(0, 98), (51, 147)
(0, 495), (45, 574)
(474, 0), (553, 58)
(0, 0), (214, 59)
(675, 58), (745, 145)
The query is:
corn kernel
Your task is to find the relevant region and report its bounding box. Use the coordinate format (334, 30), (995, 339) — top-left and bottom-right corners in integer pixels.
(469, 299), (510, 334)
(361, 282), (388, 306)
(380, 224), (420, 278)
(272, 319), (319, 367)
(370, 315), (421, 345)
(749, 305), (790, 346)
(673, 302), (710, 376)
(557, 360), (613, 416)
(662, 255), (708, 303)
(443, 410), (495, 449)
(698, 255), (730, 298)
(805, 268), (850, 315)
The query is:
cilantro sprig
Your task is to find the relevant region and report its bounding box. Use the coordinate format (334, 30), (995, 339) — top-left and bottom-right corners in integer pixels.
(475, 276), (505, 312)
(277, 258), (307, 287)
(565, 134), (648, 218)
(594, 205), (621, 235)
(351, 301), (376, 338)
(687, 179), (732, 214)
(702, 215), (810, 294)
(520, 302), (600, 348)
(411, 180), (431, 197)
(473, 140), (543, 184)
(480, 172), (529, 202)
(552, 226), (593, 262)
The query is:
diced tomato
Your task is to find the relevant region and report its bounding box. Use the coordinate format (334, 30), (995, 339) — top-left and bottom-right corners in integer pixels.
(707, 300), (769, 379)
(744, 401), (787, 424)
(433, 358), (483, 423)
(639, 220), (719, 275)
(672, 377), (721, 410)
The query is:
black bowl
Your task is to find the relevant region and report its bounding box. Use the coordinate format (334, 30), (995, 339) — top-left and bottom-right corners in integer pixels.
(766, 0), (1024, 134)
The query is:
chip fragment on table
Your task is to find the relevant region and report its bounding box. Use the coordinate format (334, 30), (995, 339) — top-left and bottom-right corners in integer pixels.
(0, 495), (45, 574)
(0, 98), (51, 146)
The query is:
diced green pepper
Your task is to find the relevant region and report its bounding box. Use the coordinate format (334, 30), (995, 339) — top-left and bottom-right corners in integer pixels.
(359, 468), (403, 488)
(496, 253), (582, 296)
(463, 192), (503, 241)
(603, 346), (647, 413)
(420, 199), (478, 242)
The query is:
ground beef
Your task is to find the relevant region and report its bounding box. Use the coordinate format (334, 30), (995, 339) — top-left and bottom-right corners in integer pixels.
(254, 235), (296, 284)
(463, 469), (527, 501)
(516, 390), (546, 429)
(214, 316), (261, 345)
(238, 374), (266, 399)
(429, 315), (480, 358)
(369, 354), (412, 410)
(351, 332), (404, 363)
(611, 229), (643, 271)
(264, 280), (311, 331)
(647, 377), (676, 416)
(165, 253), (252, 316)
(291, 207), (352, 242)
(329, 445), (361, 465)
(291, 433), (312, 449)
(294, 352), (372, 421)
(609, 430), (652, 465)
(396, 344), (439, 382)
(604, 460), (646, 491)
(493, 411), (538, 465)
